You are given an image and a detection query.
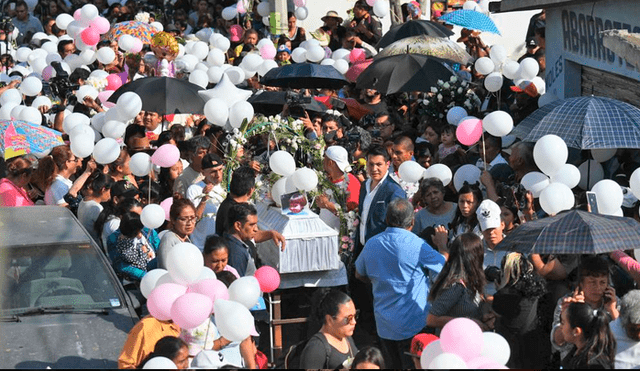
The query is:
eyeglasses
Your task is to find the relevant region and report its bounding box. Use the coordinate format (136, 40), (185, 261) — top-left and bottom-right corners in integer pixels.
(333, 309), (359, 326)
(176, 216), (197, 224)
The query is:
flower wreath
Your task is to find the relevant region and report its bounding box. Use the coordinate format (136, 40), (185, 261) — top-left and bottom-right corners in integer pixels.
(222, 114), (359, 255)
(417, 75), (482, 127)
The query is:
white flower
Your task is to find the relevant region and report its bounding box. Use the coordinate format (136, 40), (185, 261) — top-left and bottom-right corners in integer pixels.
(255, 180), (263, 188)
(437, 80), (444, 86)
(285, 138), (291, 144)
(462, 81), (468, 87)
(430, 87), (438, 93)
(439, 114), (444, 118)
(437, 94), (443, 101)
(292, 143), (298, 150)
(457, 87), (463, 94)
(450, 76), (458, 83)
(443, 82), (450, 89)
(134, 12), (150, 23)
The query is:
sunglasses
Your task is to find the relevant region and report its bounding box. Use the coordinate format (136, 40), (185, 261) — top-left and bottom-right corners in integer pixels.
(333, 309), (359, 326)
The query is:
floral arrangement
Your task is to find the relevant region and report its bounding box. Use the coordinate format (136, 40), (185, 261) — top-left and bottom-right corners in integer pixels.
(135, 12), (151, 24)
(417, 75), (482, 127)
(85, 76), (108, 92)
(222, 113), (359, 254)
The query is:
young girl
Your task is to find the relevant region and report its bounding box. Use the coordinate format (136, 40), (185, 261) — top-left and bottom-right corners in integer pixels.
(77, 171), (113, 246)
(113, 212), (158, 281)
(559, 301), (616, 369)
(437, 124), (460, 160)
(108, 148), (137, 187)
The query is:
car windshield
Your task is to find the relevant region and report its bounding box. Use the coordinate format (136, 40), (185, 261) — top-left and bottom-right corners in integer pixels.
(0, 243), (125, 315)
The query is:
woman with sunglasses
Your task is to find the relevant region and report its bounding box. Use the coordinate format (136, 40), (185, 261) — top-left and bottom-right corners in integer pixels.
(157, 198), (197, 269)
(0, 155), (35, 206)
(301, 289), (359, 369)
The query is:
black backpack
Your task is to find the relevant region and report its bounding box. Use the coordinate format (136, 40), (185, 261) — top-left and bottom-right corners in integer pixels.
(283, 333), (331, 369)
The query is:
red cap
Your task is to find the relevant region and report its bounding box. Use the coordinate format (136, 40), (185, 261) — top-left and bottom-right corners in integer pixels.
(410, 333), (439, 357)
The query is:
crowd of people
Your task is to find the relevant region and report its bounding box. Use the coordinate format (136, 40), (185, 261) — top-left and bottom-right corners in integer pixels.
(0, 0), (639, 369)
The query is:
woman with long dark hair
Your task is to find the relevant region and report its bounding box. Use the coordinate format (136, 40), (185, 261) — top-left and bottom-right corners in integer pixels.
(301, 289), (358, 369)
(77, 171), (114, 245)
(427, 233), (492, 332)
(449, 183), (483, 239)
(157, 198), (197, 269)
(0, 155), (34, 206)
(559, 301), (616, 369)
(138, 336), (189, 369)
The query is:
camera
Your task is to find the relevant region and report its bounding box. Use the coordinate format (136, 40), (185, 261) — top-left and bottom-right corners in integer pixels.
(49, 61), (79, 112)
(285, 91), (311, 119)
(484, 266), (501, 283)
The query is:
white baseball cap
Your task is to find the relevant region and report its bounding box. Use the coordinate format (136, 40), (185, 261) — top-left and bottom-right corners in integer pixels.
(476, 199), (502, 231)
(325, 145), (352, 172)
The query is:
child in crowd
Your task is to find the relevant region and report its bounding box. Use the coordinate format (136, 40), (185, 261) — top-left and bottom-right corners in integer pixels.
(437, 124), (460, 160)
(113, 212), (157, 281)
(276, 45), (291, 66)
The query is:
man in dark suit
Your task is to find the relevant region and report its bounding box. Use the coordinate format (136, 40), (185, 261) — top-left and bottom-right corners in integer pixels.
(352, 145), (406, 339)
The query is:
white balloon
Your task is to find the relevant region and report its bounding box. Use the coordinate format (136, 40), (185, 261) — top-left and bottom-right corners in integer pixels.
(141, 203), (166, 230)
(482, 110), (513, 137)
(19, 106), (42, 125)
(102, 120), (126, 139)
(373, 0), (390, 17)
(333, 59), (349, 74)
(521, 171), (550, 198)
(420, 340), (444, 369)
(258, 59), (278, 76)
(142, 356), (177, 369)
(224, 66), (246, 85)
(207, 48), (225, 66)
(291, 167), (319, 192)
(79, 49), (97, 65)
(241, 53), (264, 71)
(453, 164), (482, 191)
(229, 276), (261, 309)
(76, 85), (99, 102)
(475, 57), (494, 75)
(501, 60), (520, 79)
(540, 182), (575, 215)
(15, 47), (31, 63)
(484, 72), (503, 92)
(270, 151), (296, 177)
(398, 161), (425, 184)
(190, 41), (209, 61)
(463, 0), (480, 10)
(531, 76), (546, 95)
(93, 138), (120, 164)
(489, 45), (508, 65)
(256, 1), (270, 17)
(214, 299), (254, 342)
(197, 266), (217, 281)
(306, 45), (325, 63)
(291, 47), (307, 64)
(221, 6), (238, 20)
(130, 152), (153, 177)
(332, 49), (351, 61)
(140, 269), (168, 298)
(116, 92), (143, 120)
(81, 4), (99, 20)
(591, 148), (616, 163)
(62, 112), (90, 134)
(592, 179), (623, 215)
(295, 6), (308, 21)
(479, 332), (511, 366)
(31, 95), (52, 110)
(56, 13), (74, 30)
(630, 168), (640, 199)
(18, 76), (42, 97)
(446, 106), (467, 126)
(166, 242), (205, 285)
(198, 74), (252, 108)
(214, 36), (231, 52)
(70, 134), (95, 159)
(271, 177), (288, 206)
(518, 57), (539, 80)
(426, 164), (452, 186)
(150, 21), (163, 32)
(204, 98), (229, 127)
(96, 47), (116, 64)
(533, 134), (568, 176)
(189, 69), (209, 89)
(320, 59), (335, 66)
(428, 353), (467, 369)
(550, 163), (581, 189)
(118, 34), (135, 52)
(229, 100), (254, 128)
(0, 88), (21, 106)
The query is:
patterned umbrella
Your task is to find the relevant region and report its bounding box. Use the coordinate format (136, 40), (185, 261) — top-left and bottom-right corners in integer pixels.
(105, 21), (157, 45)
(512, 96), (640, 149)
(439, 10), (501, 35)
(376, 35), (473, 65)
(495, 210), (640, 255)
(0, 120), (64, 157)
(376, 20), (454, 49)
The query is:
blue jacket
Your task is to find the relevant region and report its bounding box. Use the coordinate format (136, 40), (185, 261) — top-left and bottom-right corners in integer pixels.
(357, 175), (406, 246)
(107, 227), (160, 281)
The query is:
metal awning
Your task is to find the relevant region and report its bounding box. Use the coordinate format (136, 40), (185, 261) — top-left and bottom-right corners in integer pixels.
(602, 29), (640, 66)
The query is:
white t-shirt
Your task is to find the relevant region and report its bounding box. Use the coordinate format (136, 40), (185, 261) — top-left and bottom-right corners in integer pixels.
(77, 199), (103, 244)
(187, 181), (226, 250)
(102, 217), (121, 252)
(44, 175), (73, 205)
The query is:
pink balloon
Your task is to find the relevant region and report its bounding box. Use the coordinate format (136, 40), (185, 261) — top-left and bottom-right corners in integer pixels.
(466, 356), (497, 369)
(42, 65), (54, 81)
(349, 48), (366, 64)
(366, 0), (377, 5)
(151, 144), (180, 168)
(236, 0), (246, 14)
(160, 197), (173, 221)
(103, 101), (116, 109)
(260, 45), (276, 60)
(254, 266), (280, 293)
(147, 283), (187, 321)
(293, 0), (306, 6)
(91, 16), (111, 34)
(81, 27), (100, 46)
(73, 9), (82, 20)
(456, 118), (483, 146)
(170, 292), (213, 329)
(106, 74), (123, 91)
(440, 318), (483, 361)
(97, 90), (114, 104)
(188, 278), (230, 307)
(130, 38), (143, 53)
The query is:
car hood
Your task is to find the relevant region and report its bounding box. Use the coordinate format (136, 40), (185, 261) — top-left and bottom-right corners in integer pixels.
(1, 308), (137, 369)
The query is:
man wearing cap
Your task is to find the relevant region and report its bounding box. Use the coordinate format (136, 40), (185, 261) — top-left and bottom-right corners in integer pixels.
(312, 11), (345, 51)
(408, 333), (439, 369)
(186, 153), (226, 250)
(611, 290), (640, 368)
(356, 198), (445, 369)
(316, 146), (361, 231)
(476, 199), (507, 297)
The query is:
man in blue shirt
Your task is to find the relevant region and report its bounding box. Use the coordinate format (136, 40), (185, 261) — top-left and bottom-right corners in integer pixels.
(12, 0), (43, 45)
(355, 198), (445, 369)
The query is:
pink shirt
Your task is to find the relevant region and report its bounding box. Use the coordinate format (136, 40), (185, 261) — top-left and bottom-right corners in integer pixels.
(0, 178), (34, 207)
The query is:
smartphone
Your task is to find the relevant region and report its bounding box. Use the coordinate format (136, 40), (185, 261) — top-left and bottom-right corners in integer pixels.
(586, 191), (599, 214)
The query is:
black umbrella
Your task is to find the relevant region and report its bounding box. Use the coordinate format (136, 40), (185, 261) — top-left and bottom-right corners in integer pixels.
(376, 20), (454, 50)
(248, 91), (328, 116)
(260, 63), (349, 89)
(356, 53), (456, 95)
(108, 77), (207, 115)
(495, 210), (640, 255)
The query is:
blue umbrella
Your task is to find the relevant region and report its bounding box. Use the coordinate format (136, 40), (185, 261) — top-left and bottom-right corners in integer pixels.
(260, 63), (349, 89)
(512, 96), (640, 149)
(439, 10), (501, 35)
(495, 210), (640, 255)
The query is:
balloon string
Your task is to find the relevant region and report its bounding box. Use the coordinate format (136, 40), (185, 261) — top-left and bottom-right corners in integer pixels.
(482, 131), (487, 170)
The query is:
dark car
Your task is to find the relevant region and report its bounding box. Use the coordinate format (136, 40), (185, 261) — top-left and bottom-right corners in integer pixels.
(0, 206), (139, 368)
